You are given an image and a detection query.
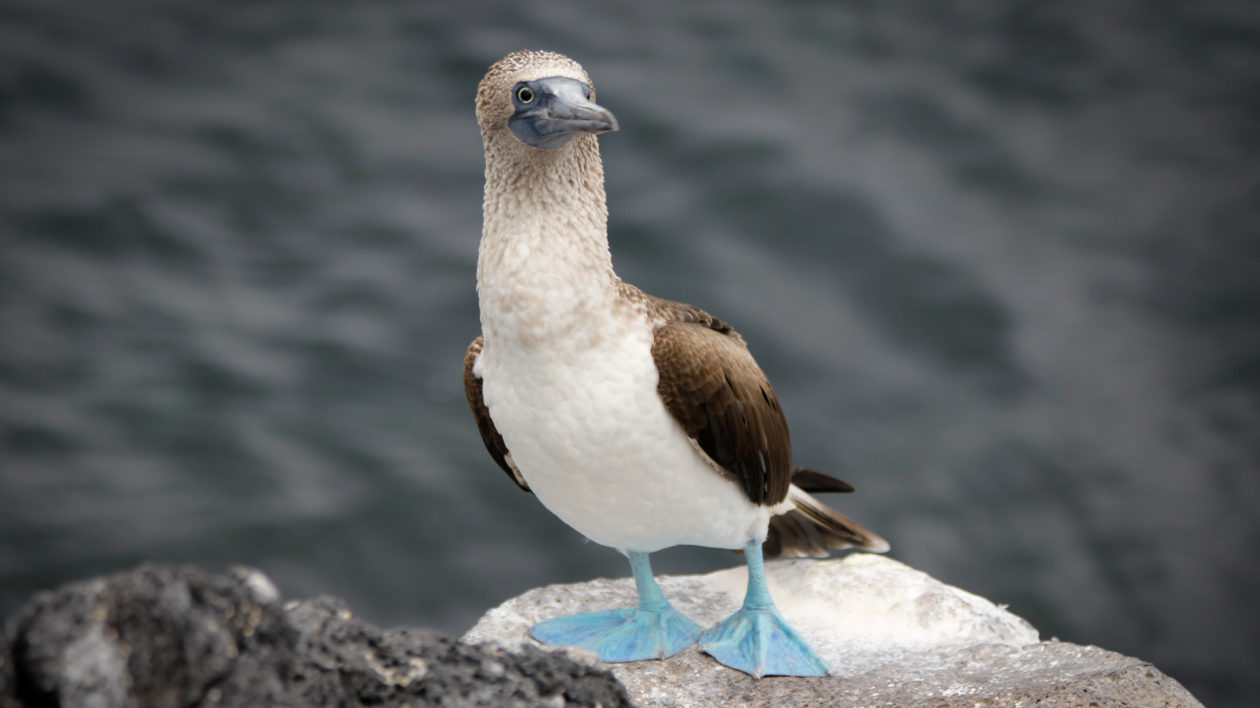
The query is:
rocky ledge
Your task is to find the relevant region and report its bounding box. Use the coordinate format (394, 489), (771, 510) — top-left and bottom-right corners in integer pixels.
(465, 554), (1203, 708)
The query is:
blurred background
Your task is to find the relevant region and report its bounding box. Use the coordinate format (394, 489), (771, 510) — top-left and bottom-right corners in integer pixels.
(2, 0), (1257, 704)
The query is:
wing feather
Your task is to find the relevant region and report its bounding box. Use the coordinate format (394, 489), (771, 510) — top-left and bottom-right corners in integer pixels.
(648, 305), (791, 506)
(463, 336), (529, 492)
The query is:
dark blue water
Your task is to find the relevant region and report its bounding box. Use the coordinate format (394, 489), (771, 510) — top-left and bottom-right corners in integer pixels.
(2, 1), (1258, 704)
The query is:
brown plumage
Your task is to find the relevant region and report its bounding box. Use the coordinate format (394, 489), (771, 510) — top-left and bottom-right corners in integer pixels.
(646, 305), (790, 506)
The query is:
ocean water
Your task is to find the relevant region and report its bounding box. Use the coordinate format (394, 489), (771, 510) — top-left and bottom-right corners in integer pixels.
(2, 1), (1258, 704)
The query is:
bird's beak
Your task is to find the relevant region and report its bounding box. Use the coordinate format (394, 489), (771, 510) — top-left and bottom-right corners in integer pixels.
(510, 77), (619, 150)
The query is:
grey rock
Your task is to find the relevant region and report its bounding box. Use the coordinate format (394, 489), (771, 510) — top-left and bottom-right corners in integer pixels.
(465, 554), (1204, 708)
(1, 564), (630, 708)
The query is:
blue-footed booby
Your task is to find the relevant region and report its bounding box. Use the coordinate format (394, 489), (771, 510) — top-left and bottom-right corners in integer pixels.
(463, 50), (888, 678)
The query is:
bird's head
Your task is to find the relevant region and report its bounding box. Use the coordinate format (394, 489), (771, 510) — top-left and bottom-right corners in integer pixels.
(476, 50), (618, 151)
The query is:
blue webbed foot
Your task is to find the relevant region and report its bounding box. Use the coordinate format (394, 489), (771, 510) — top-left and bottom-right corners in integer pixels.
(699, 604), (828, 677)
(529, 550), (701, 662)
(530, 605), (701, 661)
(699, 540), (829, 677)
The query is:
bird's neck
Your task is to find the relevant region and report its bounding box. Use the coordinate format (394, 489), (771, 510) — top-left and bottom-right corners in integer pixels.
(477, 136), (621, 349)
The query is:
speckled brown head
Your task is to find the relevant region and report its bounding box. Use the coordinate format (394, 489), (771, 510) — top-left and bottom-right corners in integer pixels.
(476, 50), (618, 151)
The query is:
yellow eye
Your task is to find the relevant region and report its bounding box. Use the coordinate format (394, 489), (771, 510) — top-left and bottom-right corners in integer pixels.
(517, 86), (534, 103)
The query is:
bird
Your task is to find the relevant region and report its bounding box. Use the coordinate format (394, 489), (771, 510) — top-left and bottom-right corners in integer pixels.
(463, 50), (888, 678)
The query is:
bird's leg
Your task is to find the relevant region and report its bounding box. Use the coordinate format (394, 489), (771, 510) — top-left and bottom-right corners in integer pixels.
(699, 540), (829, 677)
(529, 551), (701, 662)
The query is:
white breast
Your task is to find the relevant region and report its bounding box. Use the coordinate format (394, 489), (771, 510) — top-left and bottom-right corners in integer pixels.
(476, 317), (772, 553)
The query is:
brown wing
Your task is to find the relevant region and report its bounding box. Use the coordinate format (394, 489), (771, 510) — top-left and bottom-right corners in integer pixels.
(463, 336), (529, 492)
(650, 316), (792, 506)
(630, 283), (887, 555)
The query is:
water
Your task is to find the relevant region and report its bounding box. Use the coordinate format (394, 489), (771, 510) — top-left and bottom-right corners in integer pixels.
(2, 1), (1258, 704)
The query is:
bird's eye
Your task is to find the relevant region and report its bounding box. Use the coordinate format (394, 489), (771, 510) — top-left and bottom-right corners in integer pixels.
(517, 86), (534, 103)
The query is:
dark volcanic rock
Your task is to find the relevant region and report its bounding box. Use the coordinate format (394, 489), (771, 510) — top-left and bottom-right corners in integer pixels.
(1, 565), (297, 708)
(0, 564), (630, 708)
(286, 595), (630, 707)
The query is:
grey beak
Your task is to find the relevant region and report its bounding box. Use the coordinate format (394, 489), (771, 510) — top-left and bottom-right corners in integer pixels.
(510, 77), (618, 150)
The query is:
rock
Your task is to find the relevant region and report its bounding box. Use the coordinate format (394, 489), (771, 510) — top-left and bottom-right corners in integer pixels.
(285, 595), (630, 708)
(464, 554), (1204, 708)
(1, 564), (298, 708)
(1, 564), (630, 708)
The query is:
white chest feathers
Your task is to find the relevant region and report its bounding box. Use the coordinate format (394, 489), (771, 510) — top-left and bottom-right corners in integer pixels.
(475, 318), (770, 553)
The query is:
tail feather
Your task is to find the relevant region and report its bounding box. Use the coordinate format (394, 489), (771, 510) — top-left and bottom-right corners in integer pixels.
(789, 467), (855, 494)
(763, 468), (889, 559)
